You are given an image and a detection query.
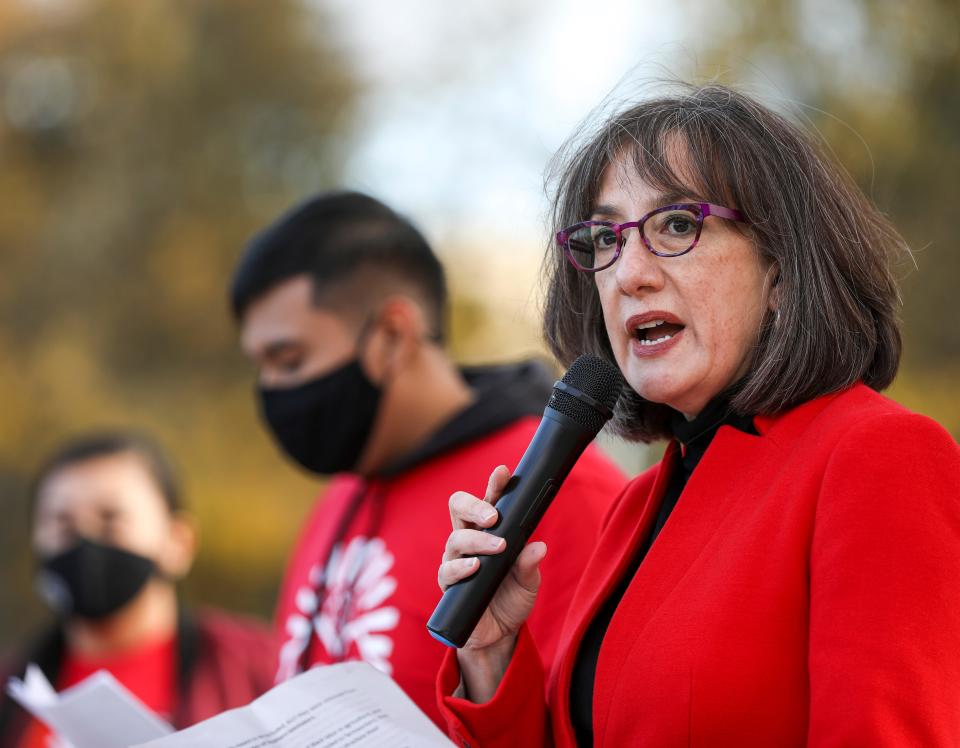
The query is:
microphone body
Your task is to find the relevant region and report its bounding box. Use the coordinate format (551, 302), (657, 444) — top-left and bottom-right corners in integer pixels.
(427, 356), (622, 648)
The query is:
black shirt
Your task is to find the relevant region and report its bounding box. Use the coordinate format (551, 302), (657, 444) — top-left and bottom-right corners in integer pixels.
(569, 398), (756, 747)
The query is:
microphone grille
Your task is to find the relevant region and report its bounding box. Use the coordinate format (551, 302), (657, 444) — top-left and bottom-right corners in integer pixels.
(547, 355), (624, 433)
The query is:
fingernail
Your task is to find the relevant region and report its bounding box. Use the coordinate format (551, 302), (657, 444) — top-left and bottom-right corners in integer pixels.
(481, 508), (497, 522)
(463, 557), (478, 569)
(491, 537), (505, 550)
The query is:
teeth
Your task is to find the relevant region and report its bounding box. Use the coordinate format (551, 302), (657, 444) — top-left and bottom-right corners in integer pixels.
(635, 319), (666, 330)
(639, 333), (674, 346)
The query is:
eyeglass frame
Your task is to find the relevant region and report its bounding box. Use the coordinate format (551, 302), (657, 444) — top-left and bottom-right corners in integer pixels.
(556, 202), (746, 273)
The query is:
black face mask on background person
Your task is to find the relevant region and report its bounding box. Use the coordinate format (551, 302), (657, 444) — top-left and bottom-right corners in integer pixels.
(258, 354), (383, 476)
(37, 537), (156, 620)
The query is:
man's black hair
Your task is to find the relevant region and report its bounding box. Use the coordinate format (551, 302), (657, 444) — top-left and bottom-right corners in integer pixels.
(30, 431), (183, 517)
(229, 191), (447, 341)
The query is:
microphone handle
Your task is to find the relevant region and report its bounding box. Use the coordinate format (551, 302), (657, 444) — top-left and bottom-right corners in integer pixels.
(427, 407), (595, 648)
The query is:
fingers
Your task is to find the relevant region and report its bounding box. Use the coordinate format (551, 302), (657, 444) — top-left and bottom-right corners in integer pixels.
(484, 465), (512, 505)
(447, 465), (511, 531)
(438, 526), (507, 592)
(436, 539), (546, 596)
(509, 541), (547, 594)
(438, 555), (479, 590)
(437, 540), (542, 593)
(448, 489), (500, 531)
(443, 528), (506, 564)
(439, 465), (515, 593)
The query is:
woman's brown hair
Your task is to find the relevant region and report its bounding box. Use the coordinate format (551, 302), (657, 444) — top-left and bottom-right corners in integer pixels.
(543, 84), (907, 442)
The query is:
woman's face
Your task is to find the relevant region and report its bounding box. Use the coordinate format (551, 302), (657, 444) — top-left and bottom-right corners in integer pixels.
(32, 452), (194, 578)
(594, 155), (774, 418)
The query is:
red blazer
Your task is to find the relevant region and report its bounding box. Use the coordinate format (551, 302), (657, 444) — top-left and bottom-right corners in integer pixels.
(438, 384), (960, 746)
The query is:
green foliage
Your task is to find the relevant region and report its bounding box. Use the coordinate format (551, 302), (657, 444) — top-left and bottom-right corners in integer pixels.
(0, 0), (356, 646)
(687, 0), (960, 435)
(2, 0), (955, 656)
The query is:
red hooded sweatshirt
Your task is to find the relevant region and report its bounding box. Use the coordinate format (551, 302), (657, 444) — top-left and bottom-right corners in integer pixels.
(272, 360), (626, 727)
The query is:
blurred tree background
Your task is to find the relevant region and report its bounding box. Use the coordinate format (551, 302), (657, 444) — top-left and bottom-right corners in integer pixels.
(691, 0), (960, 428)
(1, 0), (957, 651)
(0, 0), (359, 645)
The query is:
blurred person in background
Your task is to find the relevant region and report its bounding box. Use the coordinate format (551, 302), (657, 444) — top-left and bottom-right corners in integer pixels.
(435, 84), (960, 746)
(0, 432), (277, 748)
(229, 191), (626, 726)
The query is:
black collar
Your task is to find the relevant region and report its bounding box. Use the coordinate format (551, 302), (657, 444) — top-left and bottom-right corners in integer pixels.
(670, 395), (757, 473)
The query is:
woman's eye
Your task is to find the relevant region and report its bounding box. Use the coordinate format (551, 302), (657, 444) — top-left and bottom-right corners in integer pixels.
(592, 228), (618, 251)
(663, 214), (696, 235)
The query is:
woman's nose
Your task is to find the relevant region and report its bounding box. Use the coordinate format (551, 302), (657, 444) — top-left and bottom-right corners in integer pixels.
(612, 229), (666, 294)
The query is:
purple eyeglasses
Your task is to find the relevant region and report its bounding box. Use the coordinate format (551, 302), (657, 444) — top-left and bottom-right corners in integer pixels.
(556, 202), (745, 273)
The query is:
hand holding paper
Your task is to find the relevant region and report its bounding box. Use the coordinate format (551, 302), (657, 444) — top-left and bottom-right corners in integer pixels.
(6, 664), (174, 748)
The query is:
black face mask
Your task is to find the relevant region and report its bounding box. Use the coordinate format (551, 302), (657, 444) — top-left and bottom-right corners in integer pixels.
(258, 357), (382, 475)
(37, 537), (155, 620)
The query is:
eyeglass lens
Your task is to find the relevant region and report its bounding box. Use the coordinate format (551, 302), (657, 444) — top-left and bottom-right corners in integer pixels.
(566, 207), (703, 270)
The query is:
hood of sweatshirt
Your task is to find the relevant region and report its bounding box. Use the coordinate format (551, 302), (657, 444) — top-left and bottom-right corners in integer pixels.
(378, 358), (556, 477)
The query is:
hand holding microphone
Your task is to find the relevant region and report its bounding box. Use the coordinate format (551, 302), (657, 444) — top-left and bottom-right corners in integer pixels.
(437, 464), (547, 699)
(430, 355), (623, 699)
(439, 464), (548, 646)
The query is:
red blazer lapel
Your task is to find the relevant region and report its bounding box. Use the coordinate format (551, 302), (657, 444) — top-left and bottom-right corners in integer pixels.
(592, 424), (769, 743)
(547, 443), (679, 745)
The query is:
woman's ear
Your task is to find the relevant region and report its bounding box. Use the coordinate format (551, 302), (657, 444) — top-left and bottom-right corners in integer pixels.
(159, 512), (197, 580)
(765, 261), (781, 312)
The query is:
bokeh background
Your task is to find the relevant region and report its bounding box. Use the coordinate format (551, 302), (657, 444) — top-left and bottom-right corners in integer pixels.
(1, 0), (957, 648)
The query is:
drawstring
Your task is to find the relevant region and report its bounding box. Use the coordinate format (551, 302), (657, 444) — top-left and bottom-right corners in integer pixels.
(330, 482), (388, 654)
(295, 478), (390, 674)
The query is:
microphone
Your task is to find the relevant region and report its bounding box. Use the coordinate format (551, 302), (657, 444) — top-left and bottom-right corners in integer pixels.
(427, 354), (624, 648)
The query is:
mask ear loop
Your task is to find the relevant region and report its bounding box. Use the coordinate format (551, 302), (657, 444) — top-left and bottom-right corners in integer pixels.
(293, 481), (368, 677)
(354, 312), (378, 352)
(357, 299), (445, 389)
(352, 312), (385, 382)
(356, 304), (438, 386)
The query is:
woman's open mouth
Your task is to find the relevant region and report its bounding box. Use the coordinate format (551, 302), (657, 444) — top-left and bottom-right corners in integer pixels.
(634, 319), (685, 346)
(626, 313), (685, 356)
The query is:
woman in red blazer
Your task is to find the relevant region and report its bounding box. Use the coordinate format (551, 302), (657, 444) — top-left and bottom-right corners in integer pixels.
(435, 84), (960, 746)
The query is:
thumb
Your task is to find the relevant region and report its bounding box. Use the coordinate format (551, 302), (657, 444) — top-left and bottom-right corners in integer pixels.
(511, 541), (547, 593)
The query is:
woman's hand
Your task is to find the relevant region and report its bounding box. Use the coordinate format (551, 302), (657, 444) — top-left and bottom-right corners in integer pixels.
(438, 465), (548, 702)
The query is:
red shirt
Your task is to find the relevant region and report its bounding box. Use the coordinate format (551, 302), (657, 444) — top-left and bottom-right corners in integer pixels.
(19, 634), (175, 748)
(2, 610), (276, 747)
(274, 416), (626, 727)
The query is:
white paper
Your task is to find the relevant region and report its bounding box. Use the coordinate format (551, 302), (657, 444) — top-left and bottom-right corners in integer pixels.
(7, 664), (58, 709)
(6, 664), (174, 748)
(133, 661), (454, 748)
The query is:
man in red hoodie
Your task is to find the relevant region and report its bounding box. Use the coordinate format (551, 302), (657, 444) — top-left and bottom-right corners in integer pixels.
(229, 191), (625, 725)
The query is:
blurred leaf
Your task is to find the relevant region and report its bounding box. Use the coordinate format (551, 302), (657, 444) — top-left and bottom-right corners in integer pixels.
(688, 0), (960, 434)
(0, 0), (357, 646)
